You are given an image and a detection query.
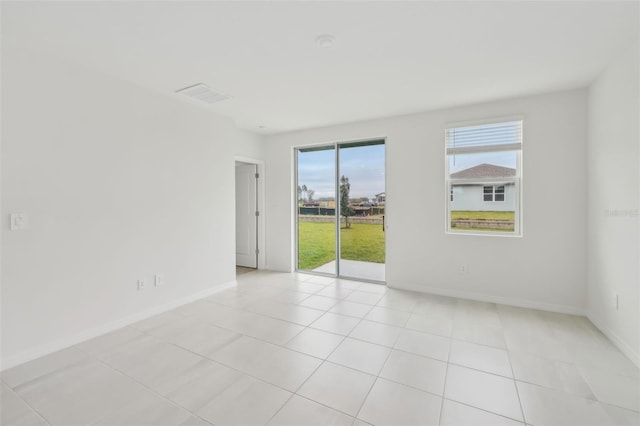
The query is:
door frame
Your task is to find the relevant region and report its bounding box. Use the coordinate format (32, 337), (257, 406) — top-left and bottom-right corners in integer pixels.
(293, 137), (387, 283)
(235, 156), (266, 270)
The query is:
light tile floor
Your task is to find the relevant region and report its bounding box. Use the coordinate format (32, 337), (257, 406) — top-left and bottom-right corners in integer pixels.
(2, 270), (639, 426)
(313, 260), (386, 283)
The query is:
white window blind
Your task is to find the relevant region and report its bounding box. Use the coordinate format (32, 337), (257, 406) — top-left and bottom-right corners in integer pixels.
(446, 120), (522, 155)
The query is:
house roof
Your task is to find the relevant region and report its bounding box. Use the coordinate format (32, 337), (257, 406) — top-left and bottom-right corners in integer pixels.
(450, 163), (516, 179)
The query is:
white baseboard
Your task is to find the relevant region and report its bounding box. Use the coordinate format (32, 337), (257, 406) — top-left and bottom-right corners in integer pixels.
(264, 266), (292, 273)
(388, 281), (585, 316)
(587, 313), (640, 368)
(1, 280), (237, 371)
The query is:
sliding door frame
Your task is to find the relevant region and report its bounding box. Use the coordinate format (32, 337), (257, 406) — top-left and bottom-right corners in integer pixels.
(294, 142), (338, 276)
(294, 137), (387, 283)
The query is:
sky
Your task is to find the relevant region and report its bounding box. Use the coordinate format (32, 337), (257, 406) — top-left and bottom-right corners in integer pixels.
(298, 144), (385, 200)
(297, 142), (515, 199)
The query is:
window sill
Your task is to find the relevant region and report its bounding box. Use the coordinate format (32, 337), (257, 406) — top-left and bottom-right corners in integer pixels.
(446, 229), (522, 238)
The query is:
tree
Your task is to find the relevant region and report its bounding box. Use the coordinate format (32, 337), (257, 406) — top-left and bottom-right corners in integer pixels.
(306, 189), (315, 203)
(340, 175), (355, 228)
(298, 184), (308, 204)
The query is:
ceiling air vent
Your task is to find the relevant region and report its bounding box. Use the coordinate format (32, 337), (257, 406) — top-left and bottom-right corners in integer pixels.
(175, 83), (230, 104)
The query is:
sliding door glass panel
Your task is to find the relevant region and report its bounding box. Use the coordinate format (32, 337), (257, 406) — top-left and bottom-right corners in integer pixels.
(338, 141), (386, 281)
(296, 146), (336, 274)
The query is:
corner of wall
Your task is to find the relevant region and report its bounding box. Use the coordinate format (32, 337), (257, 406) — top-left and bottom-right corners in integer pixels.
(586, 42), (640, 368)
(587, 313), (640, 368)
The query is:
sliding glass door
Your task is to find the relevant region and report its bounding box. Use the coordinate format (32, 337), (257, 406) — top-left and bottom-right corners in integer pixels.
(296, 140), (385, 282)
(338, 141), (386, 281)
(296, 145), (337, 275)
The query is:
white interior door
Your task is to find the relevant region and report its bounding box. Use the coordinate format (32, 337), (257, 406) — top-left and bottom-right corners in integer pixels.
(235, 163), (257, 268)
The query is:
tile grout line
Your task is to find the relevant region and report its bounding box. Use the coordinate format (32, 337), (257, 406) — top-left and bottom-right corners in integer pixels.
(286, 315), (351, 398)
(351, 296), (400, 423)
(503, 308), (528, 426)
(199, 321), (527, 426)
(263, 328), (351, 426)
(445, 360), (517, 381)
(9, 279), (403, 424)
(291, 301), (373, 422)
(125, 310), (385, 421)
(262, 392), (297, 426)
(84, 291), (345, 425)
(442, 398), (529, 424)
(1, 378), (53, 426)
(436, 315), (454, 426)
(72, 343), (215, 426)
(8, 273), (638, 425)
(174, 291), (363, 423)
(151, 333), (321, 397)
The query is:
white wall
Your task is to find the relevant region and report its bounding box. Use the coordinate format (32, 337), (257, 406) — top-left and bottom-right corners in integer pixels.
(235, 132), (266, 162)
(587, 44), (640, 366)
(1, 47), (264, 368)
(266, 89), (588, 313)
(451, 184), (516, 212)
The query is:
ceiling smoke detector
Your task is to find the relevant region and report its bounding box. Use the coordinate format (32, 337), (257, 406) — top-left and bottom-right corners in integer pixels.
(175, 83), (230, 104)
(315, 34), (336, 48)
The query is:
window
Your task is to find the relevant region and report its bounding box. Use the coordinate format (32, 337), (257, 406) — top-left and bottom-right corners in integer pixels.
(483, 185), (505, 202)
(445, 119), (522, 235)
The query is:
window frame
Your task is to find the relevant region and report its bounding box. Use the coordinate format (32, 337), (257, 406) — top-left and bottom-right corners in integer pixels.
(482, 185), (506, 202)
(445, 117), (523, 237)
(483, 185), (494, 202)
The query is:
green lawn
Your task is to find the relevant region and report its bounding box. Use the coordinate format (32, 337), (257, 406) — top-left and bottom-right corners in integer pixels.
(298, 222), (385, 270)
(450, 211), (514, 220)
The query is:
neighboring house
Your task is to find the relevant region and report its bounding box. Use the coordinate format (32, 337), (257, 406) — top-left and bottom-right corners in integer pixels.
(375, 192), (386, 204)
(450, 163), (516, 211)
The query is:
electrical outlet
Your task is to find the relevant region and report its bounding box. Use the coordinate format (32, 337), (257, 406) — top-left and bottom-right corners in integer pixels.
(459, 264), (468, 274)
(137, 280), (146, 291)
(10, 213), (28, 230)
(155, 274), (164, 287)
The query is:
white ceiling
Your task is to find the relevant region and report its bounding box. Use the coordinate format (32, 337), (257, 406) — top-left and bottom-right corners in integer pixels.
(3, 1), (638, 134)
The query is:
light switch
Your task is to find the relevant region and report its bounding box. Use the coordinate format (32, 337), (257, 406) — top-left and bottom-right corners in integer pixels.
(155, 274), (164, 287)
(10, 213), (28, 230)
